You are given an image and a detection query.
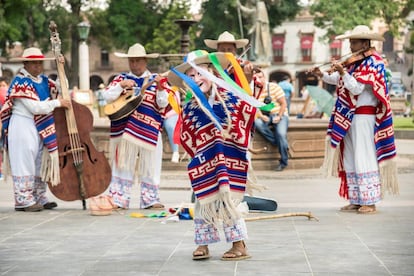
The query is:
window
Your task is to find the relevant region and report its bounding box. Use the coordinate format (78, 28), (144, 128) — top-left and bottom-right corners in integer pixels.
(101, 50), (109, 67)
(272, 35), (285, 62)
(300, 35), (313, 62)
(330, 38), (342, 60)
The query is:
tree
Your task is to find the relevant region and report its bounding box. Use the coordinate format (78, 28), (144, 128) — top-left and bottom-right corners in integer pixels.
(194, 0), (302, 50)
(310, 0), (414, 39)
(0, 0), (48, 53)
(103, 0), (165, 50)
(145, 2), (194, 54)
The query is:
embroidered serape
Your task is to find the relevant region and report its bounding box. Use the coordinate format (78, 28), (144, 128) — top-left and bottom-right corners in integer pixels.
(107, 73), (164, 172)
(0, 73), (60, 185)
(324, 51), (398, 198)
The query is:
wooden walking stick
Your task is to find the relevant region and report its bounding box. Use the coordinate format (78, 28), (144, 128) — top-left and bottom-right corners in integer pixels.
(245, 212), (319, 222)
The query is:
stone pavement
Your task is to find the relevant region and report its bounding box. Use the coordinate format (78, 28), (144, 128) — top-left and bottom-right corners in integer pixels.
(0, 139), (413, 276)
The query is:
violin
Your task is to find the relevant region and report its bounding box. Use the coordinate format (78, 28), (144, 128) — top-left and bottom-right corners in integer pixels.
(326, 47), (376, 74)
(339, 47), (375, 67)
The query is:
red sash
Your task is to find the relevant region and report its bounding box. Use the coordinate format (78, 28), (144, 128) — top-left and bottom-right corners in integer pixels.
(355, 105), (376, 114)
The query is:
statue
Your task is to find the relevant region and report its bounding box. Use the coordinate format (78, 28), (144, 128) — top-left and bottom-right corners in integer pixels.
(237, 0), (272, 65)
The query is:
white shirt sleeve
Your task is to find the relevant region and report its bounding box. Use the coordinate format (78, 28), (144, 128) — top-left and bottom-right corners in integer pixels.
(156, 89), (169, 108)
(103, 83), (124, 103)
(321, 71), (340, 85)
(341, 73), (366, 96)
(13, 98), (60, 116)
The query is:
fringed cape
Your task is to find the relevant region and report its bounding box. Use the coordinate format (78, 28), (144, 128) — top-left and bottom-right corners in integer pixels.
(322, 51), (399, 198)
(0, 73), (60, 185)
(180, 90), (257, 225)
(107, 73), (164, 175)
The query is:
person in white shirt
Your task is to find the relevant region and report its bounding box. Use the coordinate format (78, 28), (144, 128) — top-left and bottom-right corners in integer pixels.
(0, 47), (70, 212)
(103, 43), (169, 210)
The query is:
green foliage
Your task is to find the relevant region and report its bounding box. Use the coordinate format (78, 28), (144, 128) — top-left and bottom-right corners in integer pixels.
(105, 0), (164, 50)
(267, 0), (301, 27)
(194, 0), (239, 50)
(0, 0), (44, 52)
(145, 2), (193, 54)
(89, 8), (113, 51)
(195, 0), (302, 50)
(310, 0), (414, 39)
(394, 116), (414, 129)
(0, 0), (80, 55)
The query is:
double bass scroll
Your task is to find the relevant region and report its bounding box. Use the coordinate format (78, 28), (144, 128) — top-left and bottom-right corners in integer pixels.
(48, 21), (111, 208)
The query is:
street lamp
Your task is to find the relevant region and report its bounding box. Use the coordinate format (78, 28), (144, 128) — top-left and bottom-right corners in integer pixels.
(77, 21), (90, 91)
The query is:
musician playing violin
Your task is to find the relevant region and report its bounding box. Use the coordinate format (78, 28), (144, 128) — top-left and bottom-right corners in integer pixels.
(102, 43), (168, 210)
(308, 25), (399, 214)
(204, 31), (254, 82)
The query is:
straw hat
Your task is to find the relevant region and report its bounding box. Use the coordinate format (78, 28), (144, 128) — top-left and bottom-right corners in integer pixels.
(335, 25), (385, 41)
(204, 31), (249, 49)
(10, 47), (54, 61)
(168, 50), (230, 88)
(114, 43), (159, 58)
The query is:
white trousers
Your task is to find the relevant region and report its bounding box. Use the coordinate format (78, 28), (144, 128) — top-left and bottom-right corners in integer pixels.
(8, 114), (49, 207)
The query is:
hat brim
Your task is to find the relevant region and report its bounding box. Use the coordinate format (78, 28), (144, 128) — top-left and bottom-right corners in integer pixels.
(114, 52), (159, 58)
(168, 52), (230, 88)
(10, 57), (55, 61)
(335, 33), (385, 41)
(204, 39), (249, 49)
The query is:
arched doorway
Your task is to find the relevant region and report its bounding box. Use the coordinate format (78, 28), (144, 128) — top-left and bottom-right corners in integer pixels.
(48, 73), (57, 81)
(383, 31), (394, 53)
(90, 75), (104, 92)
(296, 71), (318, 97)
(1, 69), (14, 82)
(269, 71), (291, 83)
(107, 75), (117, 85)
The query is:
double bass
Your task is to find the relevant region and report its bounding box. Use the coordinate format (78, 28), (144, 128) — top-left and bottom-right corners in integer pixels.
(48, 21), (111, 209)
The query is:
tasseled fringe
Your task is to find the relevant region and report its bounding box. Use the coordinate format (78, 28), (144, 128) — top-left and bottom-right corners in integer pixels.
(108, 137), (122, 165)
(2, 149), (11, 182)
(135, 148), (156, 185)
(199, 189), (243, 226)
(246, 163), (267, 195)
(114, 138), (141, 172)
(321, 135), (340, 177)
(40, 149), (60, 186)
(379, 159), (399, 197)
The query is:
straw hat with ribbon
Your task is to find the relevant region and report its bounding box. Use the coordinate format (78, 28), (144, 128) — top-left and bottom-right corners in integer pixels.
(335, 25), (384, 41)
(204, 31), (249, 50)
(11, 47), (55, 61)
(114, 43), (159, 58)
(168, 50), (230, 88)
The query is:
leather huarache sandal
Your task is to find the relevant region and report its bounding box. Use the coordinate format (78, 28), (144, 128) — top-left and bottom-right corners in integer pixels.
(192, 246), (210, 260)
(340, 204), (361, 212)
(221, 241), (251, 261)
(144, 203), (165, 210)
(357, 205), (376, 214)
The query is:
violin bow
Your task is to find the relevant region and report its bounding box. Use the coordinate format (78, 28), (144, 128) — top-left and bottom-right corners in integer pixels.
(226, 44), (251, 71)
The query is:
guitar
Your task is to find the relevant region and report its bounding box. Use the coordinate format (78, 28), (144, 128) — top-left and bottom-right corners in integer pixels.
(104, 87), (144, 121)
(103, 74), (163, 121)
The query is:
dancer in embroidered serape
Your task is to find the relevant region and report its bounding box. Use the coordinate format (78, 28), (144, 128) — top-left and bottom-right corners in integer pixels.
(309, 25), (399, 214)
(168, 50), (259, 261)
(0, 47), (71, 212)
(103, 43), (168, 210)
(205, 30), (269, 196)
